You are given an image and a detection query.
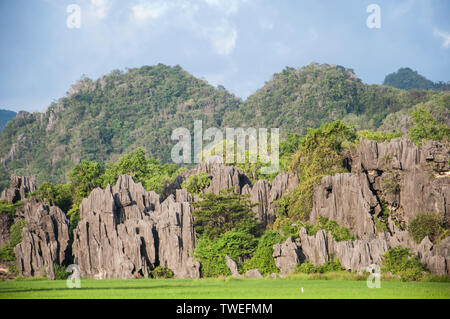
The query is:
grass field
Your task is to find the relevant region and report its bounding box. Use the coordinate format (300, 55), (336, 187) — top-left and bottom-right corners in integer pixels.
(1, 277), (449, 299)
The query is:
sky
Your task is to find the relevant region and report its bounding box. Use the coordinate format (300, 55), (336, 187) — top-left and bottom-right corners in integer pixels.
(0, 0), (449, 113)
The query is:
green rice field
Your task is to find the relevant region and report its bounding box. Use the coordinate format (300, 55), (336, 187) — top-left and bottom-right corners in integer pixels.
(1, 276), (449, 299)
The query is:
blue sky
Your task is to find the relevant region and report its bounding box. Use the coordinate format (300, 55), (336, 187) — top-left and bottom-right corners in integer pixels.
(0, 0), (449, 112)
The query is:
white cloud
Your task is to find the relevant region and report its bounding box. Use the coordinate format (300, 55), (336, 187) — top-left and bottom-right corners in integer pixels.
(91, 0), (110, 19)
(206, 25), (237, 56)
(203, 0), (247, 15)
(131, 1), (172, 23)
(128, 0), (239, 55)
(201, 0), (243, 55)
(434, 29), (450, 48)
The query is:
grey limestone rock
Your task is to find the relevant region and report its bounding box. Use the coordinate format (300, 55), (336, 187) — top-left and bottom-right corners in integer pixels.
(310, 173), (378, 239)
(245, 268), (263, 278)
(0, 213), (13, 248)
(225, 255), (243, 278)
(296, 227), (388, 272)
(73, 175), (200, 279)
(417, 236), (450, 276)
(272, 237), (303, 275)
(298, 228), (329, 266)
(356, 138), (449, 224)
(14, 200), (69, 280)
(0, 175), (36, 203)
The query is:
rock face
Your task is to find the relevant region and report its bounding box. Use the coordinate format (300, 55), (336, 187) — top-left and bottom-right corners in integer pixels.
(311, 173), (378, 239)
(328, 236), (389, 272)
(245, 268), (263, 278)
(154, 190), (199, 278)
(14, 199), (69, 279)
(0, 213), (13, 247)
(72, 175), (200, 279)
(354, 138), (450, 225)
(297, 229), (330, 266)
(307, 137), (449, 274)
(248, 172), (299, 226)
(293, 228), (389, 272)
(418, 236), (450, 276)
(225, 256), (243, 278)
(285, 226), (449, 275)
(0, 175), (36, 203)
(311, 138), (449, 239)
(272, 237), (303, 275)
(188, 161), (251, 195)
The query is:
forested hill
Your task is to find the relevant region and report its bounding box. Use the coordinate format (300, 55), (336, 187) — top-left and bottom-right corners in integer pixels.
(222, 63), (440, 133)
(0, 64), (241, 186)
(0, 63), (448, 189)
(0, 110), (16, 132)
(383, 67), (450, 91)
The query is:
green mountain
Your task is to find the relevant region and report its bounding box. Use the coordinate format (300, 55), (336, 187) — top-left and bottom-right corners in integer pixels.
(0, 109), (16, 132)
(383, 67), (450, 91)
(0, 64), (240, 185)
(223, 63), (438, 132)
(0, 63), (448, 191)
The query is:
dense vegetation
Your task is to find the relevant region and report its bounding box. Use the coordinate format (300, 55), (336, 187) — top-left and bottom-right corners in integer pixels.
(194, 231), (258, 277)
(407, 106), (449, 145)
(181, 172), (211, 195)
(0, 64), (240, 190)
(101, 147), (180, 195)
(381, 247), (426, 281)
(191, 191), (286, 277)
(293, 258), (343, 274)
(383, 67), (450, 91)
(242, 231), (284, 275)
(1, 63), (448, 194)
(223, 63), (439, 132)
(0, 219), (27, 262)
(192, 190), (260, 240)
(32, 183), (73, 213)
(0, 200), (22, 219)
(274, 121), (356, 223)
(150, 266), (174, 279)
(379, 92), (449, 134)
(305, 216), (355, 242)
(408, 213), (449, 244)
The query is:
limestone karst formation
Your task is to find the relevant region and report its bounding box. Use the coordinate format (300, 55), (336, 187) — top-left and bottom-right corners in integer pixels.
(1, 137), (449, 279)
